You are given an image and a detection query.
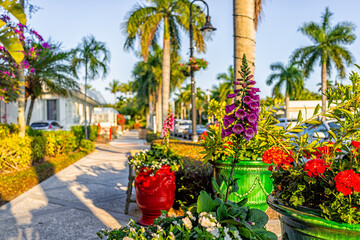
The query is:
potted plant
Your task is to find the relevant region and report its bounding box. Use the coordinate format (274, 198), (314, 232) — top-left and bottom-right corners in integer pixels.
(179, 57), (208, 76)
(129, 110), (182, 226)
(202, 56), (279, 211)
(264, 69), (360, 239)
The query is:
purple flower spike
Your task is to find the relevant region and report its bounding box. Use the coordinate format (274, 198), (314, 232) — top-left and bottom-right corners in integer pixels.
(247, 113), (258, 124)
(232, 124), (244, 134)
(227, 93), (237, 98)
(234, 89), (241, 94)
(233, 81), (240, 85)
(244, 128), (255, 141)
(224, 114), (236, 128)
(235, 109), (246, 120)
(247, 80), (256, 85)
(242, 83), (247, 88)
(225, 103), (237, 114)
(251, 95), (260, 101)
(249, 101), (259, 110)
(243, 96), (252, 104)
(221, 127), (233, 138)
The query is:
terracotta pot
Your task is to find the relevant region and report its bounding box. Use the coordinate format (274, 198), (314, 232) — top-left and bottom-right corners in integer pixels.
(135, 165), (176, 226)
(267, 195), (360, 239)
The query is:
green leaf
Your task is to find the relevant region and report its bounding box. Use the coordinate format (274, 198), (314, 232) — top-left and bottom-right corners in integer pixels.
(246, 209), (268, 229)
(211, 178), (224, 198)
(0, 0), (27, 24)
(216, 203), (228, 221)
(196, 191), (216, 213)
(253, 228), (278, 240)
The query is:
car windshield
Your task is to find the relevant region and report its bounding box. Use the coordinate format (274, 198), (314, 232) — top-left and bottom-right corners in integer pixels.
(31, 123), (48, 127)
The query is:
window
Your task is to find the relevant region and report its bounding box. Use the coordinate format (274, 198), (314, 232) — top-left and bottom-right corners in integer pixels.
(47, 100), (57, 120)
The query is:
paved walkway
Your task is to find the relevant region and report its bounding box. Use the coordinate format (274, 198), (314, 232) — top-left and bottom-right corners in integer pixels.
(0, 130), (146, 240)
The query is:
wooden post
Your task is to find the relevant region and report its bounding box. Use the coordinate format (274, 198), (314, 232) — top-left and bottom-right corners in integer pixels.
(97, 123), (101, 139)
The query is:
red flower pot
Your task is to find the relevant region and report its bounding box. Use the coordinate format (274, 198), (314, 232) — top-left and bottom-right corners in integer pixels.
(135, 165), (176, 226)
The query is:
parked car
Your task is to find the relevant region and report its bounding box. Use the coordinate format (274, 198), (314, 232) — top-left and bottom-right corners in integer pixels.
(276, 118), (296, 129)
(173, 119), (192, 137)
(291, 119), (341, 143)
(30, 120), (63, 131)
(184, 124), (208, 140)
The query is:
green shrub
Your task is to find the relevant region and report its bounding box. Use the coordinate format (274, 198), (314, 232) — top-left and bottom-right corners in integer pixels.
(0, 123), (19, 137)
(44, 131), (77, 157)
(71, 125), (98, 144)
(174, 158), (214, 208)
(79, 139), (95, 153)
(0, 135), (32, 172)
(145, 133), (159, 143)
(26, 127), (43, 137)
(30, 136), (46, 164)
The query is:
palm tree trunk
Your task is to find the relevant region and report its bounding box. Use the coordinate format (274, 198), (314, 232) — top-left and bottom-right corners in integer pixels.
(156, 84), (162, 133)
(181, 103), (184, 120)
(233, 0), (256, 86)
(162, 19), (171, 133)
(285, 93), (290, 119)
(26, 95), (36, 126)
(18, 68), (26, 137)
(321, 62), (327, 114)
(198, 108), (202, 124)
(84, 63), (88, 140)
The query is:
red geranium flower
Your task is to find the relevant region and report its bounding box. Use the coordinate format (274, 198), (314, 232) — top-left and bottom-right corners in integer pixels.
(200, 131), (208, 140)
(304, 159), (329, 177)
(335, 170), (360, 196)
(262, 147), (293, 170)
(351, 141), (360, 149)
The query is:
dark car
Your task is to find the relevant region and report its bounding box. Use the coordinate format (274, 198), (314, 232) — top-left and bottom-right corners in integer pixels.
(184, 124), (208, 140)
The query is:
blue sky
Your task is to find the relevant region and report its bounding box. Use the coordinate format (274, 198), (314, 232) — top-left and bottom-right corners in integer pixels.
(28, 0), (360, 104)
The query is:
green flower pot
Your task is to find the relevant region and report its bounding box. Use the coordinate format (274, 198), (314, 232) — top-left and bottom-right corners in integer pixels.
(213, 159), (273, 211)
(267, 195), (360, 239)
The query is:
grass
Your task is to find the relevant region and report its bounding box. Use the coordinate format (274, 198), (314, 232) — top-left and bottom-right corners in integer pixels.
(0, 151), (88, 206)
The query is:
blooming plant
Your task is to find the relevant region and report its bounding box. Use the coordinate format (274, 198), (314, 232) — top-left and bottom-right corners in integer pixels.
(179, 57), (208, 76)
(97, 191), (277, 240)
(162, 108), (175, 146)
(264, 69), (360, 224)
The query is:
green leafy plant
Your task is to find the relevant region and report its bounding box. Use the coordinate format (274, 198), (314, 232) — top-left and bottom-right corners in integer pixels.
(179, 57), (208, 76)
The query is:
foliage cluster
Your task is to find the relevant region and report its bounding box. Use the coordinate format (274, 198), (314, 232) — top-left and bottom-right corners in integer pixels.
(266, 69), (360, 224)
(71, 125), (99, 144)
(145, 132), (159, 143)
(179, 58), (208, 76)
(97, 191), (276, 240)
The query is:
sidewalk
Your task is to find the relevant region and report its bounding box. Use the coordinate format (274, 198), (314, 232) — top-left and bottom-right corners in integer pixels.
(0, 130), (146, 240)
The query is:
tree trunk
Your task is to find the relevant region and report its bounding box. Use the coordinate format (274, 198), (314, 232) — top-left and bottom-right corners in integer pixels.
(148, 90), (155, 130)
(18, 69), (26, 137)
(156, 84), (162, 134)
(181, 103), (184, 120)
(84, 62), (88, 140)
(162, 19), (171, 133)
(26, 95), (36, 125)
(321, 62), (327, 114)
(198, 108), (202, 124)
(233, 0), (256, 85)
(285, 93), (290, 119)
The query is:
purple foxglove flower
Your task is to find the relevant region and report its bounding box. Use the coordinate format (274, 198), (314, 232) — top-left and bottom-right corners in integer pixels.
(242, 83), (247, 88)
(243, 96), (252, 104)
(244, 128), (255, 141)
(247, 80), (256, 85)
(251, 95), (260, 101)
(234, 89), (240, 93)
(225, 103), (237, 114)
(232, 124), (244, 134)
(235, 109), (247, 120)
(227, 93), (237, 98)
(233, 81), (240, 85)
(221, 127), (233, 138)
(249, 101), (259, 110)
(246, 75), (254, 80)
(247, 113), (258, 124)
(224, 114), (236, 128)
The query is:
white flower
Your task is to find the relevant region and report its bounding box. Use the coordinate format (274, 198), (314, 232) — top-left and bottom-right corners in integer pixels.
(199, 212), (207, 217)
(123, 237), (134, 240)
(224, 234), (232, 240)
(141, 226), (145, 233)
(217, 222), (221, 228)
(151, 233), (159, 238)
(169, 232), (175, 240)
(182, 217), (193, 229)
(210, 227), (220, 238)
(233, 230), (242, 240)
(172, 220), (181, 227)
(186, 211), (196, 221)
(199, 216), (216, 229)
(129, 227), (136, 233)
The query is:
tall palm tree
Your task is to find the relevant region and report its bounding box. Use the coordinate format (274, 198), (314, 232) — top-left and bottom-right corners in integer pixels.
(25, 42), (77, 125)
(233, 0), (263, 82)
(266, 62), (304, 118)
(216, 65), (234, 102)
(291, 7), (355, 113)
(71, 35), (110, 139)
(105, 79), (121, 104)
(123, 0), (206, 128)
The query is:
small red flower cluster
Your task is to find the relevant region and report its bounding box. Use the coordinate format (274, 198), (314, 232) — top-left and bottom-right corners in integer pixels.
(200, 131), (208, 140)
(305, 143), (341, 159)
(135, 165), (173, 189)
(304, 159), (329, 177)
(262, 147), (293, 170)
(335, 170), (360, 196)
(351, 141), (360, 149)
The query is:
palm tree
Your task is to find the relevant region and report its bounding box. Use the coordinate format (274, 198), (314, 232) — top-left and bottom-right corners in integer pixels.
(105, 79), (121, 104)
(71, 35), (110, 139)
(233, 0), (263, 82)
(266, 62), (304, 118)
(25, 42), (77, 125)
(123, 0), (206, 128)
(291, 7), (356, 113)
(316, 79), (334, 93)
(216, 65), (234, 102)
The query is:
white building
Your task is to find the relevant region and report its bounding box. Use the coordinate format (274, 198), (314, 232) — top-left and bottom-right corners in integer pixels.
(276, 100), (335, 120)
(94, 107), (119, 128)
(0, 85), (107, 130)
